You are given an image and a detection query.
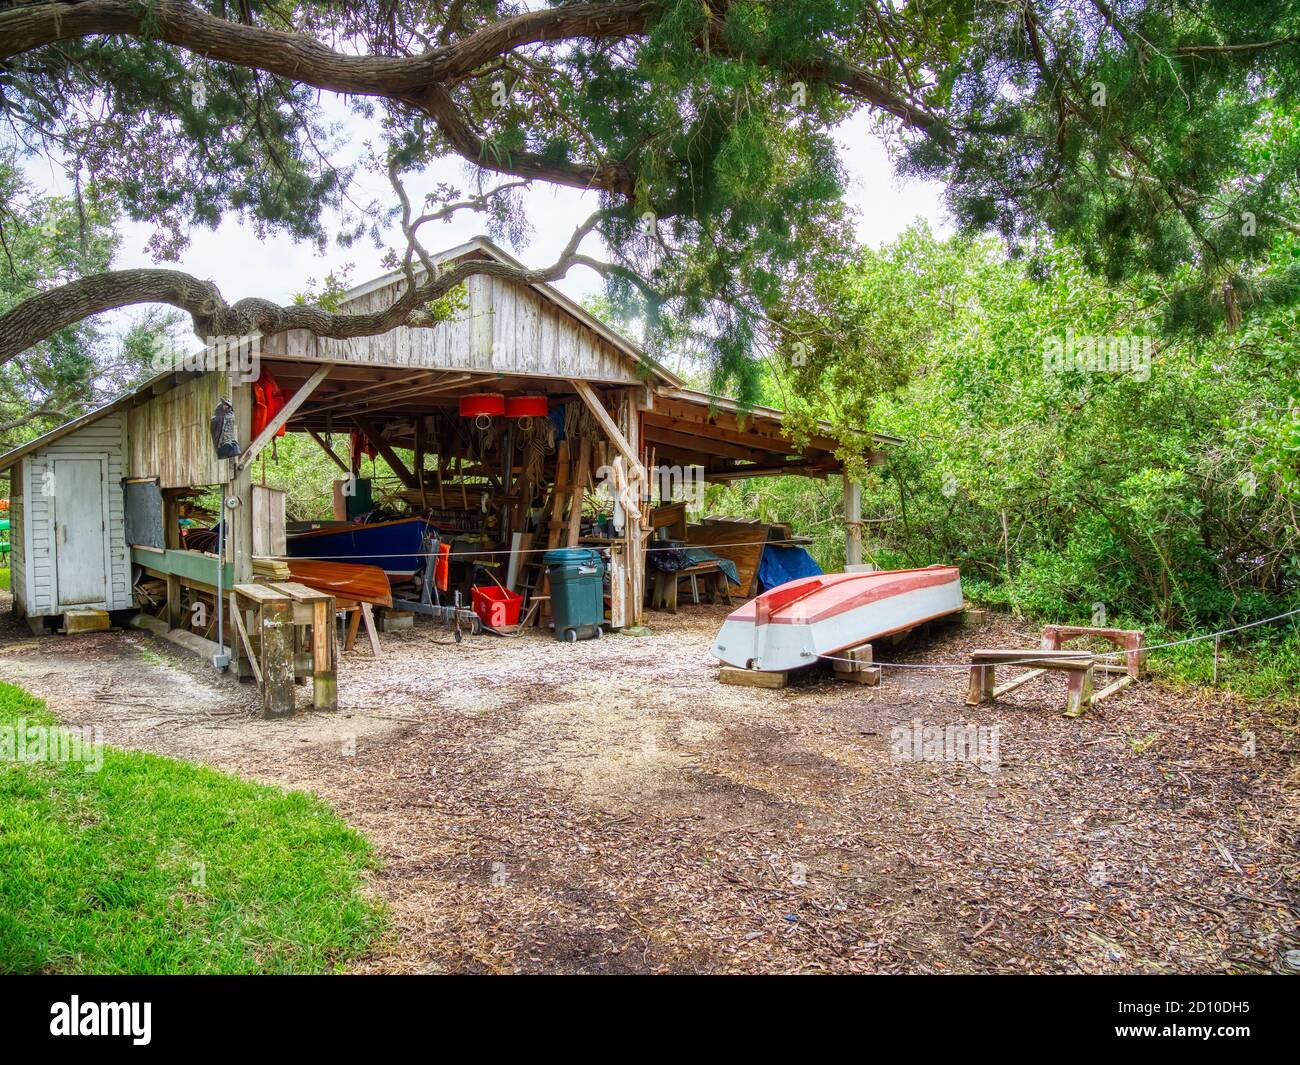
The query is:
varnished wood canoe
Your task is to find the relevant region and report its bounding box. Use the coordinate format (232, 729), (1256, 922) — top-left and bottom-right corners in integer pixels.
(711, 565), (963, 673)
(285, 560), (393, 607)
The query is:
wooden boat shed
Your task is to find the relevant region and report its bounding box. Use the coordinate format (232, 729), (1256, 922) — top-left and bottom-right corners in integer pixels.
(0, 236), (891, 704)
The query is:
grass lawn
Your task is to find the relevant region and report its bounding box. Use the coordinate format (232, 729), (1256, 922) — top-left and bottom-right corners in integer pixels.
(0, 681), (383, 973)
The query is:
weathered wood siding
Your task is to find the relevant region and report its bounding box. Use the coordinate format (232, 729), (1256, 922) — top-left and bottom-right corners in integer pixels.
(128, 372), (226, 488)
(264, 274), (639, 383)
(9, 463), (25, 616)
(21, 412), (131, 616)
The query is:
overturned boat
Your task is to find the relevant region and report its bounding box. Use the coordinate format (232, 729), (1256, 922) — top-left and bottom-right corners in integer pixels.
(711, 565), (963, 673)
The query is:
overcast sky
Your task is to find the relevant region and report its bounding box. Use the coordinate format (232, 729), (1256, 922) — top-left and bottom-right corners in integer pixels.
(21, 103), (950, 338)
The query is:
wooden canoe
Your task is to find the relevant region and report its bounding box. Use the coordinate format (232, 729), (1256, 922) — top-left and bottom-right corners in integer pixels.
(285, 560), (393, 608)
(711, 565), (963, 673)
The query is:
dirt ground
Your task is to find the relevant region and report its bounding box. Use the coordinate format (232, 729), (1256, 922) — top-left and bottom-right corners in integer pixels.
(1, 595), (1296, 974)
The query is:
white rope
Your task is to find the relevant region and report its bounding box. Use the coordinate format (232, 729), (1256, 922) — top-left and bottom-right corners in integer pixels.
(816, 606), (1300, 670)
(272, 536), (808, 560)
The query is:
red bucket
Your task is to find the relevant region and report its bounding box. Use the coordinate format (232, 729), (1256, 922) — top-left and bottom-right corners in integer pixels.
(472, 585), (523, 629)
(459, 393), (505, 418)
(504, 394), (548, 419)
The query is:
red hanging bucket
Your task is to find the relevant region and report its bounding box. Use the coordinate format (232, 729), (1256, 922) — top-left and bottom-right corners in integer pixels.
(504, 394), (548, 419)
(459, 393), (505, 418)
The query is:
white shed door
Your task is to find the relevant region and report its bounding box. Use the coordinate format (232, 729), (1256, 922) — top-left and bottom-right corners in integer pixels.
(53, 457), (107, 607)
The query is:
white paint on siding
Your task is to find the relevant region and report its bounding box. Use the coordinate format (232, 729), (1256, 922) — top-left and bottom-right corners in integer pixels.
(20, 412), (131, 617)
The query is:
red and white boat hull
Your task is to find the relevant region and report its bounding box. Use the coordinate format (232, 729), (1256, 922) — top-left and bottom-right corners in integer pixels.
(711, 565), (963, 673)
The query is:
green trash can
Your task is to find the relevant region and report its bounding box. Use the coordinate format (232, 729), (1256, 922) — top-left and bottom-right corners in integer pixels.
(544, 548), (605, 642)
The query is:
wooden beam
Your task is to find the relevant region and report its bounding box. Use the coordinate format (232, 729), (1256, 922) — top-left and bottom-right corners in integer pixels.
(571, 380), (639, 470)
(321, 373), (474, 420)
(643, 411), (801, 455)
(358, 420), (418, 489)
(304, 370), (434, 417)
(306, 429), (349, 472)
(643, 424), (771, 463)
(705, 459), (841, 481)
(235, 365), (332, 472)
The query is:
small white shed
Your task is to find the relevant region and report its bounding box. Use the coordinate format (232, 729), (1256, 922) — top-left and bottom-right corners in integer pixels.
(2, 403), (133, 628)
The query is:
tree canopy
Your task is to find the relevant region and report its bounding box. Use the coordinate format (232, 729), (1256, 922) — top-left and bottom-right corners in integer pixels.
(0, 0), (1296, 397)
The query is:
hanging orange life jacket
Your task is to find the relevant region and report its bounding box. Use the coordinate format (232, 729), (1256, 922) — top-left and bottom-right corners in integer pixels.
(251, 367), (287, 439)
(435, 541), (451, 592)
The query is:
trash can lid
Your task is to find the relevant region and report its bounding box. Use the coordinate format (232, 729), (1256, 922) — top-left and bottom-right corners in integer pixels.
(543, 548), (601, 566)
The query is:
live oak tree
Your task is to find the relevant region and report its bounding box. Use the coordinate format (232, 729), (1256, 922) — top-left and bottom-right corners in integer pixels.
(0, 150), (121, 447)
(0, 0), (1296, 398)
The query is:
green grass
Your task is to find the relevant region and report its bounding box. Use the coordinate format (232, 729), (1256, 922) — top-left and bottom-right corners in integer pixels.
(0, 681), (383, 973)
(0, 565), (9, 591)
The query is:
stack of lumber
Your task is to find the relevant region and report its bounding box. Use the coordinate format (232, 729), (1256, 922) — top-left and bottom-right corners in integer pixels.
(251, 556), (292, 580)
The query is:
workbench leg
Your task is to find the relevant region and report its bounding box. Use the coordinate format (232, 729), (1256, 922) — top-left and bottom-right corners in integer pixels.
(667, 574), (679, 614)
(1064, 667), (1094, 718)
(260, 599), (296, 718)
(311, 599), (337, 712)
(344, 608), (361, 652)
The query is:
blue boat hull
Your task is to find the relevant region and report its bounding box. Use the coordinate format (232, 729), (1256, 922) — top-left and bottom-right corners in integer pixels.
(287, 517), (430, 576)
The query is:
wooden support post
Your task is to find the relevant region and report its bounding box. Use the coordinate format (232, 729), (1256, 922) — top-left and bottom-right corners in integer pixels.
(260, 597), (296, 718)
(844, 475), (863, 568)
(228, 379), (255, 585)
(566, 433), (590, 548)
(311, 598), (337, 711)
(165, 573), (182, 630)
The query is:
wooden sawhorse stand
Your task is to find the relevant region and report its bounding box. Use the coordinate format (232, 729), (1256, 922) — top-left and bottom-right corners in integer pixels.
(967, 649), (1095, 717)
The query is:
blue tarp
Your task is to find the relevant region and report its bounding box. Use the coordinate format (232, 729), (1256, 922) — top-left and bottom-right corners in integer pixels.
(758, 544), (822, 591)
(682, 547), (740, 586)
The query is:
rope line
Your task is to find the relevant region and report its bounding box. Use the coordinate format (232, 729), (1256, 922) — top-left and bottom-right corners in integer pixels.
(816, 606), (1300, 670)
(271, 536), (807, 560)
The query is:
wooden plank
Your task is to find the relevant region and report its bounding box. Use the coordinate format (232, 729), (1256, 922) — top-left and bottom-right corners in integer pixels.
(235, 364), (332, 472)
(229, 601), (262, 685)
(719, 666), (787, 689)
(1092, 674), (1133, 704)
(992, 667), (1047, 698)
(233, 581), (289, 604)
(251, 485), (287, 557)
(131, 546), (232, 588)
(360, 601), (381, 657)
